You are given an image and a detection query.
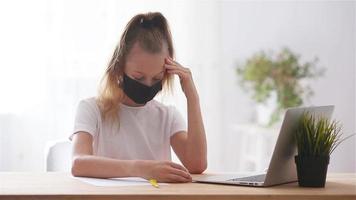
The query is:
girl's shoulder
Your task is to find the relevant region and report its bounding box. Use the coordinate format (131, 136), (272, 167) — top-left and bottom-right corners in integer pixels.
(78, 97), (98, 108)
(79, 96), (96, 104)
(76, 97), (101, 115)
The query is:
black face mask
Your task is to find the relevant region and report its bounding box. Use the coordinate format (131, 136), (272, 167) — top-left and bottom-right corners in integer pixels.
(122, 73), (162, 105)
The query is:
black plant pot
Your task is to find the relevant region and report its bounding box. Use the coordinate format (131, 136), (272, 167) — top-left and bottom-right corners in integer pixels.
(294, 155), (329, 187)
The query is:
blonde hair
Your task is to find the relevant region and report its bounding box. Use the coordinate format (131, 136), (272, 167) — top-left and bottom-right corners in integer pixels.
(97, 12), (175, 122)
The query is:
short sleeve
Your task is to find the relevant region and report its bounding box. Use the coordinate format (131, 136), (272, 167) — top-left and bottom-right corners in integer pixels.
(169, 106), (187, 137)
(69, 99), (99, 141)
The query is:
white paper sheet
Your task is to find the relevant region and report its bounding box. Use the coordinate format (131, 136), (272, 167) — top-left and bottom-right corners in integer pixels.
(72, 176), (168, 187)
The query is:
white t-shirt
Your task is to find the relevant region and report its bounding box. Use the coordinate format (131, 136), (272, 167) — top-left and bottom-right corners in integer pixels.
(69, 97), (187, 161)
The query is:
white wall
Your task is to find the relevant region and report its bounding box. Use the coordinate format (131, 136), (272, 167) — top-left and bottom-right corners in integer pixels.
(219, 1), (356, 172)
(0, 0), (224, 171)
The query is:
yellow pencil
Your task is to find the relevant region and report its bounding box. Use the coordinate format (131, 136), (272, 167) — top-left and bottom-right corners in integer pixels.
(149, 179), (159, 188)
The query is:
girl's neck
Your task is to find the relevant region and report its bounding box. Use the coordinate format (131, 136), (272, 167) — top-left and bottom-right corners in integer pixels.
(121, 95), (146, 107)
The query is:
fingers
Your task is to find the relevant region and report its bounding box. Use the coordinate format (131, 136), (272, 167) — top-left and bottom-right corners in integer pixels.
(170, 167), (192, 180)
(163, 57), (195, 96)
(165, 65), (191, 80)
(151, 161), (192, 183)
(164, 57), (191, 79)
(166, 69), (185, 77)
(165, 57), (178, 65)
(165, 64), (190, 73)
(167, 174), (192, 183)
(169, 162), (189, 173)
(164, 64), (178, 71)
(165, 57), (185, 70)
(168, 162), (192, 181)
(164, 62), (180, 71)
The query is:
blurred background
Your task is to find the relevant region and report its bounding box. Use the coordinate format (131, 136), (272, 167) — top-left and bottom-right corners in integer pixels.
(0, 0), (355, 173)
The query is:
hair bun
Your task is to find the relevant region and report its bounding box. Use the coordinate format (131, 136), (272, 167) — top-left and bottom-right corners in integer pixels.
(139, 17), (161, 29)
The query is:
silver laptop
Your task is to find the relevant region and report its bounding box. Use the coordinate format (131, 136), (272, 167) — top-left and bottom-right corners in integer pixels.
(193, 105), (334, 187)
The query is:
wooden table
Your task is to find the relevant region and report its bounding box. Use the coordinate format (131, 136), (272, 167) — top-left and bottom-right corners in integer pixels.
(0, 172), (355, 200)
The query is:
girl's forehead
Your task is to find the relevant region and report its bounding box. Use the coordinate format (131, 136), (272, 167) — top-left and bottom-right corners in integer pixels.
(125, 43), (168, 75)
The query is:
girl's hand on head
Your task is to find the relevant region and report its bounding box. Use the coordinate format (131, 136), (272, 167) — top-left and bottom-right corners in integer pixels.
(165, 57), (199, 101)
(139, 160), (192, 183)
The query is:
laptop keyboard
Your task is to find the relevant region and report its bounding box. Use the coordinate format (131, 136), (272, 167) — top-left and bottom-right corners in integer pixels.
(228, 174), (266, 182)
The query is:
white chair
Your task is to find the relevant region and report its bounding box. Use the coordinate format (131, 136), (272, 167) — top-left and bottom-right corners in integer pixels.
(44, 139), (72, 172)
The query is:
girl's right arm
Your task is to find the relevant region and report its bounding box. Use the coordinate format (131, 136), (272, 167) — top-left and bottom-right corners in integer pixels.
(71, 132), (192, 183)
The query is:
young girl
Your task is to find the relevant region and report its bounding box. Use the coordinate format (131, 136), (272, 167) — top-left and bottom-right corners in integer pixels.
(70, 12), (207, 183)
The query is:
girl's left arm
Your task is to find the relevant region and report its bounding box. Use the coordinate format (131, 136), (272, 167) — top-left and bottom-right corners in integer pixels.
(165, 57), (207, 174)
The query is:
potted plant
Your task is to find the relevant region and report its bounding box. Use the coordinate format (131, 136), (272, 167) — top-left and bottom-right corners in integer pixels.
(236, 48), (324, 126)
(294, 112), (354, 187)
